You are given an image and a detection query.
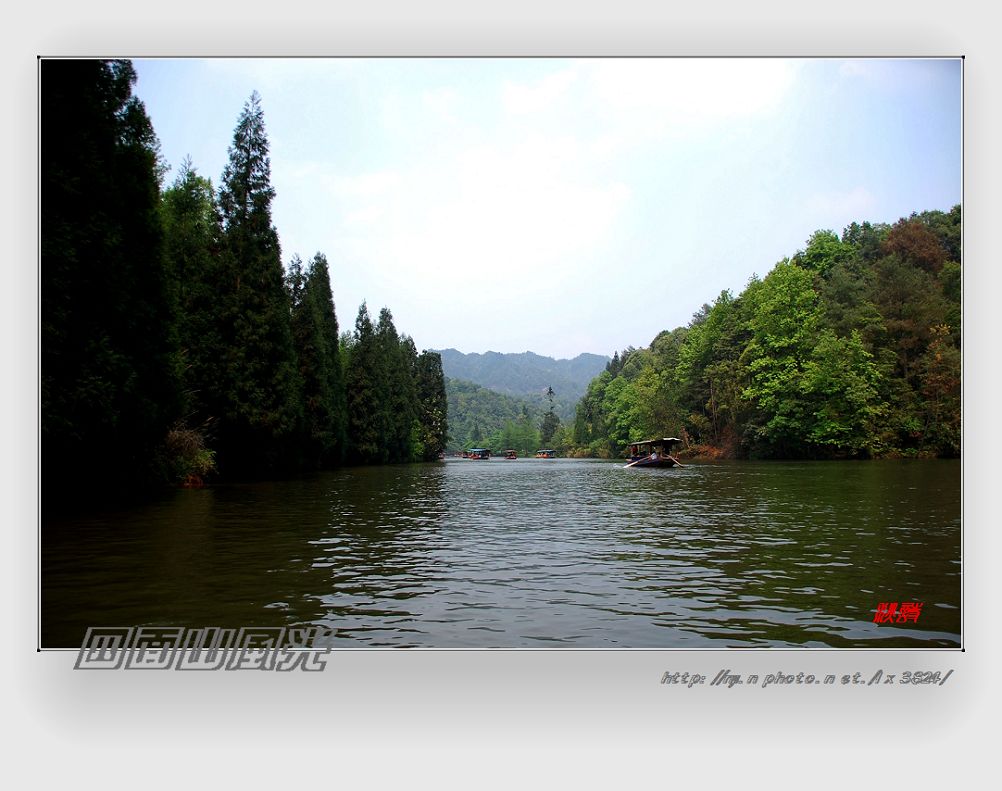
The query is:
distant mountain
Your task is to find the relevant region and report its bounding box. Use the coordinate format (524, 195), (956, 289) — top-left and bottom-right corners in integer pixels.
(432, 349), (610, 420)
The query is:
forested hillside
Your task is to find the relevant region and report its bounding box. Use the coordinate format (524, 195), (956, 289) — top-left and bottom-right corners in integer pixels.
(445, 378), (537, 453)
(42, 60), (447, 499)
(572, 208), (961, 460)
(435, 349), (608, 421)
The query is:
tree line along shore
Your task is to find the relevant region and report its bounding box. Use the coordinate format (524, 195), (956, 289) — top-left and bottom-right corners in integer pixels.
(42, 60), (447, 500)
(42, 60), (960, 506)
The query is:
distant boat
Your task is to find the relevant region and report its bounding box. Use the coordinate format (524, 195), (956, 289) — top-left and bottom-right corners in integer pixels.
(468, 448), (491, 460)
(534, 449), (557, 459)
(624, 438), (684, 468)
(503, 449), (517, 460)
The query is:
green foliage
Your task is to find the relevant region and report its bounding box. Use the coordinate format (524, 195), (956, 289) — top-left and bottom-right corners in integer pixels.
(800, 330), (883, 453)
(414, 352), (449, 460)
(434, 349), (608, 421)
(539, 411), (561, 446)
(342, 305), (445, 464)
(917, 325), (961, 455)
(345, 303), (387, 463)
(43, 67), (451, 506)
(539, 386), (561, 445)
(163, 422), (217, 485)
(42, 59), (182, 495)
(742, 261), (823, 453)
(447, 378), (541, 451)
(938, 261), (961, 344)
(841, 221), (889, 262)
(793, 230), (855, 277)
(377, 309), (419, 462)
(917, 206), (961, 262)
(573, 370), (613, 448)
(43, 60), (958, 498)
(570, 206), (961, 460)
(162, 159), (225, 427)
(816, 254), (884, 349)
(214, 91), (303, 474)
(485, 413), (541, 456)
(870, 253), (950, 387)
(287, 252), (348, 467)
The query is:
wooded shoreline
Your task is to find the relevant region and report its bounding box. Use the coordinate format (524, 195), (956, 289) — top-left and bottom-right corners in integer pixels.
(41, 60), (961, 505)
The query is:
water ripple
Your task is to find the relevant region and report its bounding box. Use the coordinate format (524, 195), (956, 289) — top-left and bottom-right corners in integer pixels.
(40, 458), (961, 648)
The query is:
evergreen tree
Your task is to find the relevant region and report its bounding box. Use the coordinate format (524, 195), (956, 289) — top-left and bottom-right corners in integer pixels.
(540, 386), (560, 445)
(42, 59), (181, 495)
(215, 91), (302, 473)
(287, 252), (348, 467)
(376, 309), (417, 461)
(414, 351), (448, 460)
(161, 158), (225, 426)
(345, 303), (387, 463)
(307, 253), (349, 464)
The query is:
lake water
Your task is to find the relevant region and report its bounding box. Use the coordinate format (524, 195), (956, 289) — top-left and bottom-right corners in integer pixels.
(41, 458), (961, 648)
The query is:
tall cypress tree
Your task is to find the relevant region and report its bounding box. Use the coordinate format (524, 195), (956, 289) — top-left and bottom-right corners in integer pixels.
(540, 386), (560, 445)
(345, 303), (387, 463)
(287, 252), (348, 467)
(306, 253), (348, 464)
(161, 158), (225, 427)
(377, 309), (417, 462)
(216, 91), (302, 474)
(414, 351), (448, 460)
(41, 59), (180, 497)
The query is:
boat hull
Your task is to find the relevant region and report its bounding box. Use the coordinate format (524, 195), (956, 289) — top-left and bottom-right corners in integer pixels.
(625, 455), (682, 468)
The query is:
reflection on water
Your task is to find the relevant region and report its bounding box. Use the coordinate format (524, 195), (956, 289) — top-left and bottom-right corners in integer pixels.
(41, 459), (961, 648)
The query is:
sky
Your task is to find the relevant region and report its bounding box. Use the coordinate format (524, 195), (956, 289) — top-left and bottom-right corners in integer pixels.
(132, 57), (962, 360)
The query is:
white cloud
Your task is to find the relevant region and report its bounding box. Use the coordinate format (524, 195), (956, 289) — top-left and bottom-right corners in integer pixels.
(139, 57), (960, 357)
(296, 130), (632, 328)
(382, 137), (631, 281)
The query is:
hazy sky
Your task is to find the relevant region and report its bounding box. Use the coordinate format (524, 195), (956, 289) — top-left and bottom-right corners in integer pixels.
(132, 57), (961, 360)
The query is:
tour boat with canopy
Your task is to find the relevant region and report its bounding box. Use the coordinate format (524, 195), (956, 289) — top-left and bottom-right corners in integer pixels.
(624, 438), (684, 468)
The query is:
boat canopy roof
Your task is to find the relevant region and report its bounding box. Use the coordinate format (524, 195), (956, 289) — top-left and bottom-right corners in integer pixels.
(629, 437), (682, 446)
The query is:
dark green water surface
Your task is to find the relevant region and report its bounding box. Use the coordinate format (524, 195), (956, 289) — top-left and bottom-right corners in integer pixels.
(41, 458), (961, 648)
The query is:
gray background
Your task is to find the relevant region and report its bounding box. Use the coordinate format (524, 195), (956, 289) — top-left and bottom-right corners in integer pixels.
(11, 1), (995, 787)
